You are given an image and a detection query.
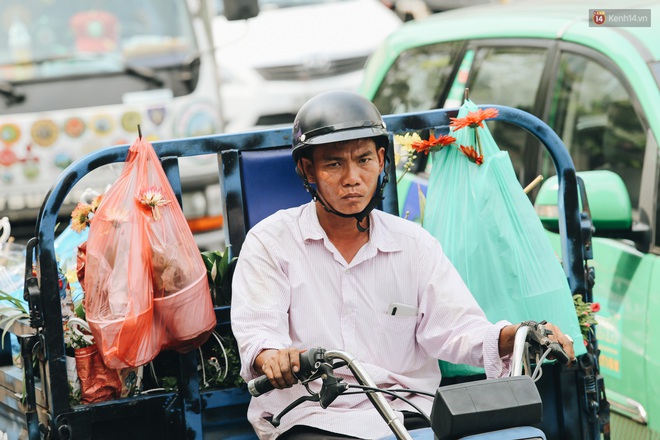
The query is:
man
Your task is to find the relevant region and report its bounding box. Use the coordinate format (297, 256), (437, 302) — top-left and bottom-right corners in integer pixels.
(230, 90), (575, 439)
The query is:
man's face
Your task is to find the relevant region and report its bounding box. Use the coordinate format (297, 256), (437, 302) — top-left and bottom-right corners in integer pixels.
(301, 138), (385, 215)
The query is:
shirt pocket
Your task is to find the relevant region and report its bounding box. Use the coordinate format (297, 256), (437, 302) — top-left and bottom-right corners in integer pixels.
(358, 311), (418, 374)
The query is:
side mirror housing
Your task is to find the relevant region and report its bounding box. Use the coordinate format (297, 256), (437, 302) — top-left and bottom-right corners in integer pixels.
(535, 170), (632, 232)
(222, 0), (260, 21)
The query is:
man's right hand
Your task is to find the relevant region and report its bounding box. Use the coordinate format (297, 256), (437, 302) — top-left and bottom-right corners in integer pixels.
(254, 347), (303, 390)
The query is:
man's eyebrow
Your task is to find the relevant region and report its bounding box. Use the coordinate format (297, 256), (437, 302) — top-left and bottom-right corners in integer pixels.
(319, 154), (343, 162)
(319, 147), (373, 161)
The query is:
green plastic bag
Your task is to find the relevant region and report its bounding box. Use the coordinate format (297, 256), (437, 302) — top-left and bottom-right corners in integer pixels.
(423, 99), (584, 377)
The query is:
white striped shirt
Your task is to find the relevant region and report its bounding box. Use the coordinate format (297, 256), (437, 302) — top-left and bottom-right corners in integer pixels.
(231, 201), (510, 439)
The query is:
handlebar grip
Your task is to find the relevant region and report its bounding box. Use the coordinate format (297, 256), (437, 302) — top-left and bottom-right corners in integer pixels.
(247, 347), (324, 397)
(248, 375), (274, 397)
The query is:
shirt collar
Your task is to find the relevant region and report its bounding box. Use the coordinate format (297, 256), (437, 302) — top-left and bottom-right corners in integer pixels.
(300, 201), (326, 242)
(369, 209), (402, 254)
(300, 201), (402, 254)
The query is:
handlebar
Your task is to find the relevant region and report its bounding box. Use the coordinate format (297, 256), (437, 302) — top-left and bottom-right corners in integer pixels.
(247, 320), (571, 440)
(511, 320), (571, 377)
(248, 348), (414, 440)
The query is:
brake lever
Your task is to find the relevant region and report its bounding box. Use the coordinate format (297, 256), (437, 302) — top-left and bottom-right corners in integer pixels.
(271, 394), (320, 427)
(317, 363), (349, 408)
(271, 358), (348, 426)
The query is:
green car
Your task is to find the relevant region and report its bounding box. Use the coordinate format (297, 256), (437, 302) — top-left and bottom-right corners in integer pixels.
(359, 1), (660, 438)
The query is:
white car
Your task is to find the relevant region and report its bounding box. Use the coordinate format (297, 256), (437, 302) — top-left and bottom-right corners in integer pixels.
(213, 0), (402, 132)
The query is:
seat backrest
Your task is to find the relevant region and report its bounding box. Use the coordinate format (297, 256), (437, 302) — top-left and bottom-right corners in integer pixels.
(242, 148), (310, 229)
(221, 148), (310, 256)
(221, 145), (399, 257)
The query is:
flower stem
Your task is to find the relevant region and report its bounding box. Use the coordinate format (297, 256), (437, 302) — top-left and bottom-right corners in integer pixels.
(475, 129), (483, 157)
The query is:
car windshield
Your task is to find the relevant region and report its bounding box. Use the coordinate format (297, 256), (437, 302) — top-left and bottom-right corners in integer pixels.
(0, 0), (196, 81)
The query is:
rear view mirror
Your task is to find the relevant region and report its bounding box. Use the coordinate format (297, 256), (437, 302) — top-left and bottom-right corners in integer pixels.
(222, 0), (259, 21)
(535, 170), (632, 232)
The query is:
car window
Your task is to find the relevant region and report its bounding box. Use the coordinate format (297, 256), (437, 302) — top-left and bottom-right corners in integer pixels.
(544, 52), (646, 209)
(371, 41), (464, 115)
(646, 61), (659, 250)
(467, 46), (547, 183)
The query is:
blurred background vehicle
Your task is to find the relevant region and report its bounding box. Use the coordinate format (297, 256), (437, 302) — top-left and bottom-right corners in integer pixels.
(212, 0), (403, 133)
(379, 0), (432, 21)
(422, 0), (520, 12)
(0, 0), (226, 248)
(359, 0), (660, 437)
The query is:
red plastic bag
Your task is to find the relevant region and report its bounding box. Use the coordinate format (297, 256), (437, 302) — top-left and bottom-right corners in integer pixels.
(84, 136), (216, 368)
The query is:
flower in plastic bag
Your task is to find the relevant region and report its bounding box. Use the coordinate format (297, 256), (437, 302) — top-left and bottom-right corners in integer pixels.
(90, 194), (103, 212)
(450, 107), (499, 130)
(411, 133), (456, 155)
(136, 186), (171, 221)
(450, 107), (499, 166)
(71, 203), (93, 232)
(459, 145), (484, 165)
(106, 207), (130, 228)
(70, 195), (104, 232)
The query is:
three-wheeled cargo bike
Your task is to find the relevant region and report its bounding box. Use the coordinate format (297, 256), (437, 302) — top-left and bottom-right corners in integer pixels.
(0, 106), (609, 439)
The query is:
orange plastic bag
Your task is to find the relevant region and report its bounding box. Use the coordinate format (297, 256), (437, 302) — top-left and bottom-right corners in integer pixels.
(75, 344), (122, 404)
(84, 136), (216, 368)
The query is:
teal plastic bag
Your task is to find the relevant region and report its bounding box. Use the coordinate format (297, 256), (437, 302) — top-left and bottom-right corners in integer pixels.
(423, 99), (584, 377)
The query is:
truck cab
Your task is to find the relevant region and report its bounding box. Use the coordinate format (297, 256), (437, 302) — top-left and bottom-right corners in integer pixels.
(0, 0), (225, 245)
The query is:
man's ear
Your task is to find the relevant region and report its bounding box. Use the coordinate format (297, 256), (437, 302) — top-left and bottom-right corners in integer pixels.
(299, 157), (315, 183)
(377, 147), (386, 173)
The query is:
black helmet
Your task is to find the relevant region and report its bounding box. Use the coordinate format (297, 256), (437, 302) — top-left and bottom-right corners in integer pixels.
(292, 90), (388, 162)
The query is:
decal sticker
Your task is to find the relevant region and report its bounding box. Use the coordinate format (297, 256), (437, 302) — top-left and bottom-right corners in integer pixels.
(0, 123), (20, 145)
(21, 144), (40, 180)
(91, 115), (114, 136)
(0, 148), (17, 167)
(1, 170), (13, 184)
(64, 117), (86, 138)
(31, 119), (59, 147)
(597, 311), (623, 379)
(22, 160), (39, 179)
(121, 111), (142, 132)
(54, 152), (74, 170)
(175, 101), (219, 138)
(148, 107), (166, 126)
